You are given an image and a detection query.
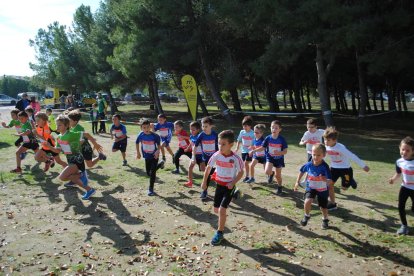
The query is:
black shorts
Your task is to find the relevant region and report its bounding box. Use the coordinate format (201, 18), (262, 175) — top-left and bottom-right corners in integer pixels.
(22, 141), (39, 151)
(253, 156), (266, 164)
(41, 148), (58, 157)
(113, 140), (127, 153)
(267, 158), (285, 168)
(213, 183), (235, 209)
(81, 139), (93, 161)
(305, 189), (328, 208)
(67, 154), (85, 172)
(195, 155), (204, 166)
(241, 153), (252, 162)
(15, 136), (23, 147)
(331, 167), (356, 188)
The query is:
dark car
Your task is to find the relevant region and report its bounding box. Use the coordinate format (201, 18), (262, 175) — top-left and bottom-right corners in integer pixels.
(159, 93), (178, 103)
(0, 94), (18, 105)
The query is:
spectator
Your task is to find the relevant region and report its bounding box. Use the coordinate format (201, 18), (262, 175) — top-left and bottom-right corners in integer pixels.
(15, 93), (30, 111)
(97, 93), (108, 133)
(65, 95), (75, 109)
(59, 94), (66, 109)
(30, 96), (41, 113)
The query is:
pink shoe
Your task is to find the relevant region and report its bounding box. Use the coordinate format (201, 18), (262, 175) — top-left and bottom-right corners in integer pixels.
(184, 181), (193, 188)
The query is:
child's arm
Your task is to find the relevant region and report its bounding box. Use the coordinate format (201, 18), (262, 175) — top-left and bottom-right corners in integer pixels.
(389, 172), (401, 184)
(135, 143), (141, 159)
(294, 172), (305, 191)
(235, 141), (241, 152)
(1, 122), (10, 128)
(341, 146), (369, 171)
(83, 132), (103, 153)
(249, 145), (264, 157)
(201, 165), (213, 191)
(273, 148), (288, 156)
(227, 170), (244, 190)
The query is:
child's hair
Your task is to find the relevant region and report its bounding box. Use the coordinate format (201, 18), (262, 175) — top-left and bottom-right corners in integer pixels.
(158, 114), (167, 120)
(400, 136), (414, 149)
(112, 114), (122, 120)
(219, 130), (235, 144)
(46, 108), (52, 113)
(271, 120), (282, 128)
(68, 110), (82, 122)
(254, 124), (266, 134)
(174, 120), (184, 128)
(18, 111), (28, 118)
(312, 143), (326, 155)
(141, 118), (151, 126)
(25, 107), (34, 114)
(56, 115), (70, 128)
(201, 116), (213, 125)
(190, 121), (201, 130)
(242, 115), (253, 127)
(11, 109), (20, 116)
(35, 112), (48, 122)
(307, 118), (317, 126)
(323, 126), (338, 140)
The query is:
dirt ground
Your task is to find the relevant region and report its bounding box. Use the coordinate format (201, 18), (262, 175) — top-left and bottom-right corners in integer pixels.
(1, 109), (414, 275)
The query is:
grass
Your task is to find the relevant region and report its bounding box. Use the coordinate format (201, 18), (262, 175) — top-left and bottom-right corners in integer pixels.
(1, 103), (414, 275)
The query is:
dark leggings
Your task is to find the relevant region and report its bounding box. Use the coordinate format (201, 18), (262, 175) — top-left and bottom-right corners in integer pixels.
(145, 158), (159, 191)
(98, 113), (106, 132)
(174, 148), (192, 170)
(92, 121), (98, 134)
(205, 167), (215, 190)
(398, 186), (414, 226)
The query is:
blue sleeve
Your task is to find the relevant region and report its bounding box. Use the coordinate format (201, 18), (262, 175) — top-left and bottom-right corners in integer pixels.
(153, 123), (159, 131)
(168, 122), (174, 130)
(396, 163), (401, 174)
(262, 136), (269, 148)
(299, 163), (308, 173)
(136, 132), (141, 144)
(323, 162), (332, 179)
(122, 125), (127, 135)
(195, 133), (202, 146)
(282, 136), (288, 149)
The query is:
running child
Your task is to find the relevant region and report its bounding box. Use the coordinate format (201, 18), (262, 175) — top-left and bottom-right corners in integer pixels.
(171, 120), (191, 174)
(152, 114), (174, 163)
(323, 127), (370, 210)
(46, 108), (57, 133)
(194, 117), (218, 200)
(136, 119), (164, 196)
(68, 110), (106, 169)
(246, 124), (266, 184)
(110, 114), (128, 166)
(202, 130), (244, 245)
(185, 121), (205, 188)
(90, 103), (99, 135)
(299, 118), (324, 161)
(24, 106), (36, 128)
(250, 120), (288, 195)
(10, 111), (39, 173)
(235, 116), (255, 182)
(33, 112), (57, 172)
(2, 108), (24, 151)
(45, 114), (100, 200)
(389, 136), (414, 235)
(294, 143), (331, 229)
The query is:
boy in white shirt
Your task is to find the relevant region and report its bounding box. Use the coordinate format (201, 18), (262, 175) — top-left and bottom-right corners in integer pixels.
(299, 118), (324, 161)
(323, 127), (370, 210)
(202, 130), (244, 245)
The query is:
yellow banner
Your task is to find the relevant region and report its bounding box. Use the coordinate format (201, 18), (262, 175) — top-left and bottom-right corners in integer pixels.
(181, 75), (198, 120)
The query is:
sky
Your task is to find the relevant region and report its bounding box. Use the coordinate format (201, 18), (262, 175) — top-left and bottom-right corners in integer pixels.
(0, 0), (101, 77)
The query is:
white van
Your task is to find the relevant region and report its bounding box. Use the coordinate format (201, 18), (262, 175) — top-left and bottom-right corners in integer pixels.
(18, 92), (40, 100)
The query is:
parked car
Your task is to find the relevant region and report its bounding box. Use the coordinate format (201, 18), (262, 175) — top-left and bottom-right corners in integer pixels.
(159, 93), (178, 103)
(0, 94), (18, 105)
(131, 92), (149, 102)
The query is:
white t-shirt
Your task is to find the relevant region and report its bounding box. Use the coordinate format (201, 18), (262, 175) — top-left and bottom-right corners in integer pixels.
(208, 151), (243, 185)
(396, 158), (414, 190)
(300, 129), (324, 154)
(325, 142), (366, 169)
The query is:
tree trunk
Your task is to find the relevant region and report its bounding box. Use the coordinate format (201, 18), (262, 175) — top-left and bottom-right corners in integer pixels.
(147, 75), (163, 114)
(333, 85), (341, 112)
(350, 90), (357, 114)
(396, 89), (402, 111)
(288, 90), (296, 111)
(356, 50), (368, 118)
(148, 84), (155, 110)
(265, 80), (277, 112)
(230, 88), (242, 111)
(306, 85), (312, 111)
(402, 90), (408, 111)
(339, 89), (347, 112)
(253, 82), (262, 109)
(372, 90), (378, 112)
(300, 87), (306, 110)
(316, 45), (334, 126)
(282, 90), (287, 109)
(249, 81), (256, 111)
(198, 48), (231, 120)
(196, 85), (209, 117)
(292, 73), (302, 112)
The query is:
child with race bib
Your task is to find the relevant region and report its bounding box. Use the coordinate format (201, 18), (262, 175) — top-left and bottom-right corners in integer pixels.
(110, 114), (128, 166)
(235, 116), (255, 182)
(171, 120), (192, 174)
(185, 121), (205, 188)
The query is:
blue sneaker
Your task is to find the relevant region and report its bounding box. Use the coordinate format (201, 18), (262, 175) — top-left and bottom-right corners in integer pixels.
(82, 188), (96, 200)
(64, 181), (77, 188)
(148, 190), (155, 196)
(246, 177), (255, 184)
(19, 152), (27, 160)
(200, 190), (208, 200)
(211, 231), (224, 246)
(171, 169), (180, 174)
(80, 172), (88, 187)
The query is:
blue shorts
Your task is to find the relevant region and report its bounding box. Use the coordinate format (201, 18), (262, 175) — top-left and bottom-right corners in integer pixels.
(160, 137), (171, 147)
(253, 156), (266, 164)
(266, 158), (285, 168)
(241, 153), (252, 162)
(113, 140), (127, 153)
(195, 155), (203, 165)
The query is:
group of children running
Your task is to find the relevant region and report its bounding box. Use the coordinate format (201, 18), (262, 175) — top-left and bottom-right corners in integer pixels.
(2, 107), (414, 244)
